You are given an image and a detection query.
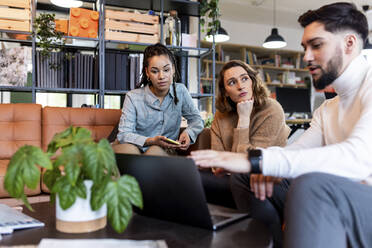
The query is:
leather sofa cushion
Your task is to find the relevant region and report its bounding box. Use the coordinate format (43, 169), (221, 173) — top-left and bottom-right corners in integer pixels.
(42, 107), (122, 151)
(0, 103), (42, 159)
(0, 104), (42, 197)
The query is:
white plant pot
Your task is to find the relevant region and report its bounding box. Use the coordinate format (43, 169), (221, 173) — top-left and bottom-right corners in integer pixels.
(56, 180), (107, 233)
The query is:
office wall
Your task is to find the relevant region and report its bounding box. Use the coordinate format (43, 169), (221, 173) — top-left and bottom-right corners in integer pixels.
(218, 19), (304, 51)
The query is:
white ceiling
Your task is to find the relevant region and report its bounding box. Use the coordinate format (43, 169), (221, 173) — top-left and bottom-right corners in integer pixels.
(220, 0), (372, 30)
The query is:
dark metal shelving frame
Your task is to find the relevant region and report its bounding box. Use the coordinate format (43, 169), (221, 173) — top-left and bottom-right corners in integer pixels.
(0, 0), (216, 111)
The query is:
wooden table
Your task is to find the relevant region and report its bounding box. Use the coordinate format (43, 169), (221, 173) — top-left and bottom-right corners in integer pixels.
(0, 202), (272, 248)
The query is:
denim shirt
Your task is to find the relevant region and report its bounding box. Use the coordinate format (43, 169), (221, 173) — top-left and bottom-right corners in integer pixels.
(117, 83), (204, 150)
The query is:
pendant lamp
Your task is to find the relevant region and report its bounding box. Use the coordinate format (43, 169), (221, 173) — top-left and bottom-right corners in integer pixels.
(51, 0), (83, 8)
(262, 0), (286, 49)
(205, 26), (230, 43)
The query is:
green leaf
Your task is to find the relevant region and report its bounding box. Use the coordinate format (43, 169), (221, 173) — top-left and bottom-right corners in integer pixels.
(4, 145), (52, 210)
(90, 179), (109, 211)
(83, 139), (118, 183)
(56, 145), (84, 185)
(47, 126), (93, 154)
(118, 175), (143, 209)
(75, 180), (87, 199)
(43, 167), (62, 190)
(103, 176), (143, 233)
(104, 182), (132, 233)
(53, 177), (86, 210)
(82, 143), (101, 181)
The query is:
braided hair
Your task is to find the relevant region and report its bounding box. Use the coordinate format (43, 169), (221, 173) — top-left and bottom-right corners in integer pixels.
(138, 43), (180, 105)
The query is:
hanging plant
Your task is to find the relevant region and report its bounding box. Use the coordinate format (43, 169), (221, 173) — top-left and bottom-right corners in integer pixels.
(200, 0), (221, 35)
(33, 13), (65, 69)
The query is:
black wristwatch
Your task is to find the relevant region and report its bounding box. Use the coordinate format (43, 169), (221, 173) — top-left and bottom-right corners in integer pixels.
(248, 149), (263, 174)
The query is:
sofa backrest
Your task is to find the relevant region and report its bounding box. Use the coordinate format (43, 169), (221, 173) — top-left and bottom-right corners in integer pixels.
(0, 103), (42, 197)
(42, 106), (121, 151)
(0, 103), (42, 159)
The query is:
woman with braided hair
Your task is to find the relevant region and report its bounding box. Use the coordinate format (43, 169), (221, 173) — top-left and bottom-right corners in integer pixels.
(114, 43), (203, 156)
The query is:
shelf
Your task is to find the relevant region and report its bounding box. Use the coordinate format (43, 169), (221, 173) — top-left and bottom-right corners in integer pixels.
(35, 88), (100, 94)
(191, 93), (214, 98)
(64, 36), (99, 42)
(200, 78), (307, 89)
(0, 30), (32, 44)
(201, 41), (304, 56)
(203, 60), (308, 72)
(104, 90), (129, 95)
(0, 37), (32, 44)
(265, 83), (307, 88)
(105, 40), (161, 48)
(105, 0), (200, 17)
(253, 65), (309, 73)
(0, 86), (32, 92)
(0, 29), (32, 35)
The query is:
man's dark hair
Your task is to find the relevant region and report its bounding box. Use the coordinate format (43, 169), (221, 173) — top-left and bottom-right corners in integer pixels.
(298, 2), (368, 43)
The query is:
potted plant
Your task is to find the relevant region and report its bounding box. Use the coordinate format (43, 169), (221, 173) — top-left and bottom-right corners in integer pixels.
(200, 0), (221, 35)
(4, 126), (143, 233)
(33, 13), (66, 69)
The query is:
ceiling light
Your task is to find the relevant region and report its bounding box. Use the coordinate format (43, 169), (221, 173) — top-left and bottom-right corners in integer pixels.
(51, 0), (83, 8)
(262, 0), (287, 49)
(263, 28), (286, 48)
(205, 27), (230, 43)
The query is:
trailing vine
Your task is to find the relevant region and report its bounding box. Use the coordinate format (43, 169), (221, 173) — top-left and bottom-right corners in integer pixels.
(200, 0), (221, 35)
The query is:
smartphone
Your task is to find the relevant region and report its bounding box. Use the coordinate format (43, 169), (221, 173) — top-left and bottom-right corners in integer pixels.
(164, 137), (180, 145)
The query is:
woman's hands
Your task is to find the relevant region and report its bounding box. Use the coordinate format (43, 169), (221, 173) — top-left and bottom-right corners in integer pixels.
(145, 131), (190, 150)
(145, 136), (180, 149)
(237, 99), (254, 128)
(178, 131), (191, 151)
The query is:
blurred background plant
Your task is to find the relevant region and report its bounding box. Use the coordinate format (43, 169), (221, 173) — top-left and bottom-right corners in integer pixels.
(200, 0), (221, 35)
(204, 114), (214, 128)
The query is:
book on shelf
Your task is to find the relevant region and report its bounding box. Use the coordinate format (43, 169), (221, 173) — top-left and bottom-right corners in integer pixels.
(274, 54), (281, 67)
(265, 72), (272, 83)
(257, 68), (265, 82)
(245, 51), (253, 65)
(295, 53), (301, 69)
(36, 51), (66, 89)
(105, 51), (131, 91)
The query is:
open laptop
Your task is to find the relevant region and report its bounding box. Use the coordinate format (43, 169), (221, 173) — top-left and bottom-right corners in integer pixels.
(115, 153), (249, 230)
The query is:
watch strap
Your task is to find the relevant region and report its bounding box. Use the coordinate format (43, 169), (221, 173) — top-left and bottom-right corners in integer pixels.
(248, 149), (262, 174)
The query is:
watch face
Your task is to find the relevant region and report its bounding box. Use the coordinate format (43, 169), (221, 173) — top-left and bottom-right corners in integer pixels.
(249, 149), (262, 158)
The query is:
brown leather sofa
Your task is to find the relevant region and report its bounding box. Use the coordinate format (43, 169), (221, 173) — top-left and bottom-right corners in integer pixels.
(0, 103), (121, 206)
(0, 103), (210, 206)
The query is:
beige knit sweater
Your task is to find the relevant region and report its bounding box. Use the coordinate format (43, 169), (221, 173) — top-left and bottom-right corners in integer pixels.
(211, 98), (290, 153)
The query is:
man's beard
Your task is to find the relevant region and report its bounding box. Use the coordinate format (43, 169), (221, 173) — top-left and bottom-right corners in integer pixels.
(312, 48), (342, 90)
